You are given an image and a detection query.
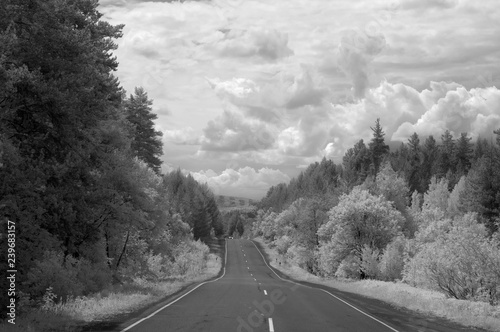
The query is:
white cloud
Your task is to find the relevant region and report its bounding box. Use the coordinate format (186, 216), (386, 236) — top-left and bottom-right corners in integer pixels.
(99, 0), (500, 198)
(200, 110), (275, 152)
(163, 127), (201, 145)
(337, 30), (386, 99)
(190, 166), (290, 198)
(212, 27), (294, 60)
(392, 86), (500, 140)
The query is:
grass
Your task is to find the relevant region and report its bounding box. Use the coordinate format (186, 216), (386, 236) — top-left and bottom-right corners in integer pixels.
(0, 253), (222, 332)
(253, 237), (500, 332)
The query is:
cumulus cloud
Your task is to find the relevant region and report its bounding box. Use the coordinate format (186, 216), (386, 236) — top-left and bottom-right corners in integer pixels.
(163, 127), (201, 145)
(285, 66), (328, 109)
(392, 86), (500, 140)
(337, 30), (386, 100)
(206, 66), (328, 120)
(322, 81), (500, 161)
(200, 110), (275, 152)
(213, 27), (294, 60)
(206, 77), (260, 103)
(99, 0), (500, 199)
(190, 166), (291, 198)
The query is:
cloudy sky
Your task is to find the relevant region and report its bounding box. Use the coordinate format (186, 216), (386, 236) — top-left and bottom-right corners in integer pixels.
(99, 0), (500, 199)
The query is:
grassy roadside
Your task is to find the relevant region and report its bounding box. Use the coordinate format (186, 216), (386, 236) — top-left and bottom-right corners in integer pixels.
(0, 246), (223, 332)
(253, 237), (500, 332)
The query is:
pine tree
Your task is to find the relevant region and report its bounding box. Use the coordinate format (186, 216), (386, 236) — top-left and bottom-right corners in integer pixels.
(406, 132), (422, 193)
(125, 87), (163, 173)
(420, 135), (438, 192)
(455, 132), (473, 176)
(368, 118), (390, 176)
(437, 130), (455, 178)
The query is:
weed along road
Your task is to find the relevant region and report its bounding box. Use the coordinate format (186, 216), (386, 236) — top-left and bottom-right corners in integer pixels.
(118, 239), (467, 332)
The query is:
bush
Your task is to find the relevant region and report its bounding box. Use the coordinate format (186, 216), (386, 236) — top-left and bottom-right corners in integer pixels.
(26, 252), (84, 302)
(360, 245), (380, 279)
(25, 251), (112, 303)
(378, 236), (406, 281)
(317, 241), (343, 277)
(403, 213), (500, 304)
(172, 240), (209, 277)
(274, 235), (293, 256)
(335, 255), (361, 279)
(287, 244), (314, 272)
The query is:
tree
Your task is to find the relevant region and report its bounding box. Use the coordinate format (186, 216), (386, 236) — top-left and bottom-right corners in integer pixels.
(317, 188), (404, 278)
(422, 176), (450, 214)
(125, 87), (163, 173)
(459, 156), (500, 233)
(342, 139), (371, 185)
(406, 132), (422, 193)
(404, 213), (500, 304)
(455, 132), (473, 177)
(437, 130), (455, 179)
(374, 161), (414, 236)
(420, 135), (439, 192)
(368, 118), (390, 176)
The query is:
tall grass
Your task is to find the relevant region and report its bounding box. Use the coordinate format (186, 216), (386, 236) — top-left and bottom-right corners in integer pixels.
(254, 238), (500, 332)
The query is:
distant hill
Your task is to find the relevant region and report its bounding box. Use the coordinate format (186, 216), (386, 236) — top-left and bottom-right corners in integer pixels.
(216, 195), (257, 212)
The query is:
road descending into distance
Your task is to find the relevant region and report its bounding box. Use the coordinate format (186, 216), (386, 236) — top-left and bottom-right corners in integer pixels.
(118, 239), (477, 332)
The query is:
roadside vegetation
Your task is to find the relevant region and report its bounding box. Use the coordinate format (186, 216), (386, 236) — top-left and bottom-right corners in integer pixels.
(248, 119), (500, 331)
(1, 251), (221, 332)
(0, 1), (223, 331)
(256, 238), (500, 331)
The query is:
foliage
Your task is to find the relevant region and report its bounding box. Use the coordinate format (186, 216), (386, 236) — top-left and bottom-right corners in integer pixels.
(253, 118), (500, 308)
(317, 188), (403, 277)
(404, 213), (500, 304)
(124, 87), (163, 173)
(0, 0), (221, 317)
(378, 236), (406, 281)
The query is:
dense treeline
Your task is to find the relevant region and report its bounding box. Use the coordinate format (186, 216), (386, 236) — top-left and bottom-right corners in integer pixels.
(0, 0), (221, 315)
(220, 209), (256, 238)
(255, 118), (500, 305)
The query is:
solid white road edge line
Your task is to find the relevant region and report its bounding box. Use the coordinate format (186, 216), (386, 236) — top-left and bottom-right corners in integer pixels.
(250, 240), (400, 332)
(121, 240), (228, 332)
(268, 318), (274, 332)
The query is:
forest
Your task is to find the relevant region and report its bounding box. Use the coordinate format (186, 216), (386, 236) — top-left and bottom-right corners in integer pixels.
(254, 119), (500, 305)
(0, 0), (223, 320)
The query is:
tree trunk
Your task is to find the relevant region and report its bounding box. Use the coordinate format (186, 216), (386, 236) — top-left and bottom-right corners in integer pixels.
(115, 229), (130, 270)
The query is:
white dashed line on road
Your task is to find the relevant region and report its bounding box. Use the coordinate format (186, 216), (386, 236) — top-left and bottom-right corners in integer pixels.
(264, 290), (267, 295)
(268, 318), (274, 332)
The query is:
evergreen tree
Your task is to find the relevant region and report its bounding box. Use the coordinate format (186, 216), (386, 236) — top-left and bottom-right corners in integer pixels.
(406, 132), (422, 193)
(459, 156), (500, 233)
(420, 135), (439, 192)
(368, 118), (390, 176)
(125, 87), (163, 173)
(437, 130), (455, 179)
(455, 132), (473, 177)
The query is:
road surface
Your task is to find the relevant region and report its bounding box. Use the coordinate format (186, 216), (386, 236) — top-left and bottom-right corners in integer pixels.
(118, 239), (478, 332)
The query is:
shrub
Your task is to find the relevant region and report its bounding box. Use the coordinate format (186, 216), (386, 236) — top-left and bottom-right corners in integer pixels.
(25, 251), (112, 303)
(335, 255), (361, 279)
(25, 251), (84, 301)
(403, 213), (500, 304)
(274, 235), (293, 256)
(378, 236), (406, 281)
(360, 245), (380, 279)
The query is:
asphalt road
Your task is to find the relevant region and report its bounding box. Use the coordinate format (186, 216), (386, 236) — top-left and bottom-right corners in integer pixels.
(118, 239), (479, 332)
